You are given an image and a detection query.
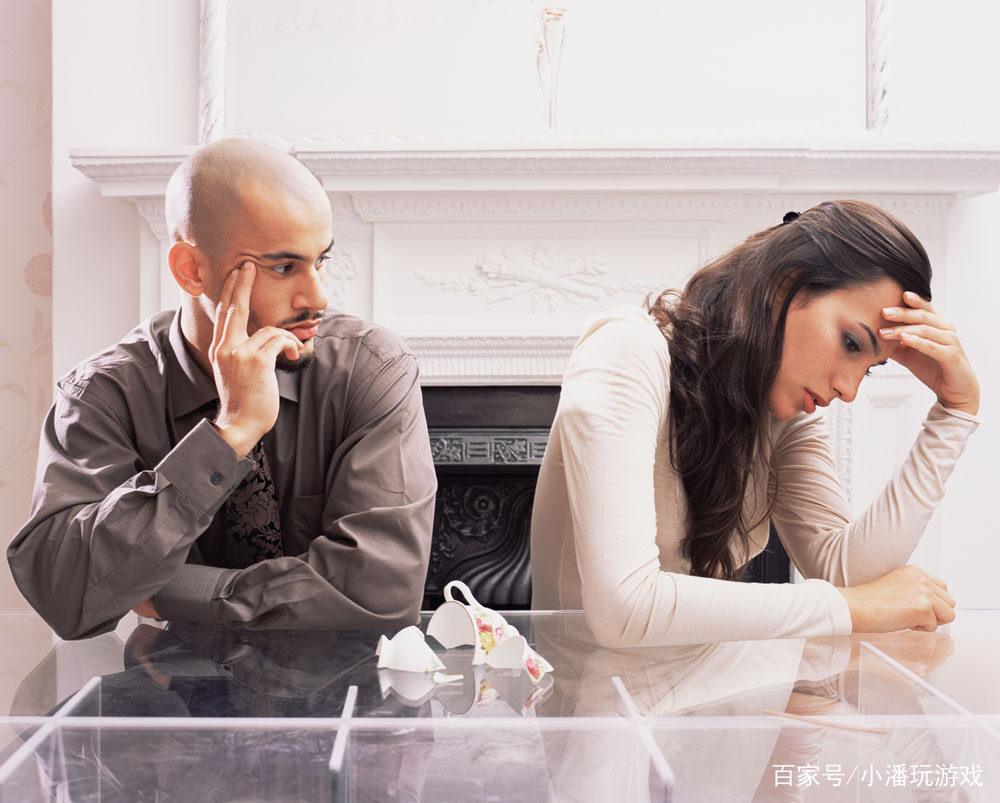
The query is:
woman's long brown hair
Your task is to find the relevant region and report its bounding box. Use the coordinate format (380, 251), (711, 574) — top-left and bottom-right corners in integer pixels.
(647, 200), (932, 580)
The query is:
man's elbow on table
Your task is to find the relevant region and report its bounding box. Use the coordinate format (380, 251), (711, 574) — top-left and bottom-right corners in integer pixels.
(7, 551), (129, 640)
(18, 588), (123, 641)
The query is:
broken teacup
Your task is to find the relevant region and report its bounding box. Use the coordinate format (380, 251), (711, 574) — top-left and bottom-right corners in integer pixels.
(426, 580), (553, 683)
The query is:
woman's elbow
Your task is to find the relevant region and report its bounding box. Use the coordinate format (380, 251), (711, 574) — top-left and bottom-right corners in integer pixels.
(582, 599), (647, 649)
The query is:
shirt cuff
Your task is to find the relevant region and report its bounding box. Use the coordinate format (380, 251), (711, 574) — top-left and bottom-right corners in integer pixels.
(156, 418), (255, 515)
(153, 563), (230, 625)
(934, 401), (981, 426)
(810, 578), (853, 636)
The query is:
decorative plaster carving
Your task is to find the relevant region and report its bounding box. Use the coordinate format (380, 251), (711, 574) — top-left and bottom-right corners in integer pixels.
(199, 0), (227, 144)
(875, 198), (955, 217)
(536, 6), (567, 133)
(738, 196), (954, 219)
(414, 245), (652, 312)
(322, 249), (359, 312)
(351, 194), (738, 222)
(328, 193), (368, 228)
(866, 0), (890, 133)
(407, 334), (575, 354)
(134, 198), (168, 241)
(404, 335), (575, 385)
(71, 154), (189, 177)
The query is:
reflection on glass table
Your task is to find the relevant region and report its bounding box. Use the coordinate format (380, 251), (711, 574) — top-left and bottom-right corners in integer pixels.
(1, 718), (670, 803)
(1, 610), (999, 802)
(858, 613), (1000, 716)
(11, 616), (568, 721)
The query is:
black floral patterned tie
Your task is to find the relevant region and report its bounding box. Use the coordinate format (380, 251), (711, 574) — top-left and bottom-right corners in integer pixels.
(223, 439), (285, 568)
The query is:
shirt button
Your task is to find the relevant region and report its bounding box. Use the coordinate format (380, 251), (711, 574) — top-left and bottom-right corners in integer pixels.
(210, 472), (223, 486)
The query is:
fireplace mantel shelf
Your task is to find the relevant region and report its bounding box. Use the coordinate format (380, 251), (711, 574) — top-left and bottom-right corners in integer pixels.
(71, 142), (1000, 196)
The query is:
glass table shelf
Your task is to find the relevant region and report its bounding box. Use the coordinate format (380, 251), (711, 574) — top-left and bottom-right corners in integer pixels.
(3, 610), (998, 801)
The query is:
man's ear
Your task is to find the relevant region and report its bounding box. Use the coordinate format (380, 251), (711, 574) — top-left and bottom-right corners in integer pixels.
(168, 242), (210, 296)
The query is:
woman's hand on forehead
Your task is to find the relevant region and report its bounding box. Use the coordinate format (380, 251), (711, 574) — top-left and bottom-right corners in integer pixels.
(879, 291), (979, 416)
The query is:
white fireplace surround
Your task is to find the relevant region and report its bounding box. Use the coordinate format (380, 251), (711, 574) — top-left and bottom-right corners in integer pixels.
(72, 142), (1000, 385)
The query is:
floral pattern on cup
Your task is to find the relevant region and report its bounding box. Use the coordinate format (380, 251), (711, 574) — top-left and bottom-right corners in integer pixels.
(473, 609), (512, 654)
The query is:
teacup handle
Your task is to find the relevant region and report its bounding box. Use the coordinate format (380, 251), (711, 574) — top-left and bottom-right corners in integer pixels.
(443, 580), (481, 608)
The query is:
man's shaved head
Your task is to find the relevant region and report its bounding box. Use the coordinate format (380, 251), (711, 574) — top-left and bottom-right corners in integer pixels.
(165, 138), (328, 263)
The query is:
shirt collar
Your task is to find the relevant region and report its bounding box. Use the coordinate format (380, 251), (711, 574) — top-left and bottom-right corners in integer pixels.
(277, 365), (299, 403)
(166, 309), (300, 417)
(166, 310), (218, 417)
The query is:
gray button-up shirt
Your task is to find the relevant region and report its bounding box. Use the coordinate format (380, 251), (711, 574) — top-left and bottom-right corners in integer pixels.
(8, 310), (437, 639)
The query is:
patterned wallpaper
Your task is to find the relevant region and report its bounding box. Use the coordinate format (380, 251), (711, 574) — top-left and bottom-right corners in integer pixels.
(0, 0), (53, 608)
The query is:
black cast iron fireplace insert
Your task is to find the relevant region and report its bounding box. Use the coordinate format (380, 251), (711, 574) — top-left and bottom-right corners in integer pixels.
(421, 386), (790, 610)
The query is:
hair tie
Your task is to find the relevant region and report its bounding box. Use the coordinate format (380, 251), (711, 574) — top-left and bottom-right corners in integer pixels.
(782, 211), (800, 225)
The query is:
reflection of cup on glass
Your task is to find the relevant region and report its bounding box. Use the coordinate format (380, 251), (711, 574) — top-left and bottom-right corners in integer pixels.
(537, 7), (567, 132)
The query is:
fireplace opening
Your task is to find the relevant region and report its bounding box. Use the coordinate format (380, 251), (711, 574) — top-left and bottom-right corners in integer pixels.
(421, 387), (558, 610)
(420, 385), (788, 611)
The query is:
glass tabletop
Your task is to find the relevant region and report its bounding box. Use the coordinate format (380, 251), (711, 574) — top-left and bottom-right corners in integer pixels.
(2, 609), (999, 801)
(857, 612), (1000, 717)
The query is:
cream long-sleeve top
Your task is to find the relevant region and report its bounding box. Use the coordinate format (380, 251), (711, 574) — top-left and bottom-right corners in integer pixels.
(529, 307), (979, 647)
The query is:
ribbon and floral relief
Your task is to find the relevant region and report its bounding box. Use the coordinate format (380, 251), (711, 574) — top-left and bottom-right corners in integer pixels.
(375, 580), (554, 711)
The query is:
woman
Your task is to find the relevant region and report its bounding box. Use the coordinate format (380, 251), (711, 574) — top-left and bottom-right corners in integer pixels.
(530, 200), (980, 647)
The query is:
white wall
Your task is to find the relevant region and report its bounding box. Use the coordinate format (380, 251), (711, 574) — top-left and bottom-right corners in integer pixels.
(889, 0), (1000, 142)
(51, 0), (199, 379)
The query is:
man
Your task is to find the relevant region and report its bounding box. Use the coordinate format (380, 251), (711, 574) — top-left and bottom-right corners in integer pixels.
(8, 138), (437, 640)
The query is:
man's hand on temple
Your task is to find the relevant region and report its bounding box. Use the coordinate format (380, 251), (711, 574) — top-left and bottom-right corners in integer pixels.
(209, 262), (303, 458)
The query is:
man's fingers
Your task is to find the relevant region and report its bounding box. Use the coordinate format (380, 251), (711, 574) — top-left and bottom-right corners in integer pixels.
(211, 268), (241, 356)
(218, 328), (301, 369)
(219, 262), (256, 347)
(243, 326), (302, 353)
(251, 330), (303, 364)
